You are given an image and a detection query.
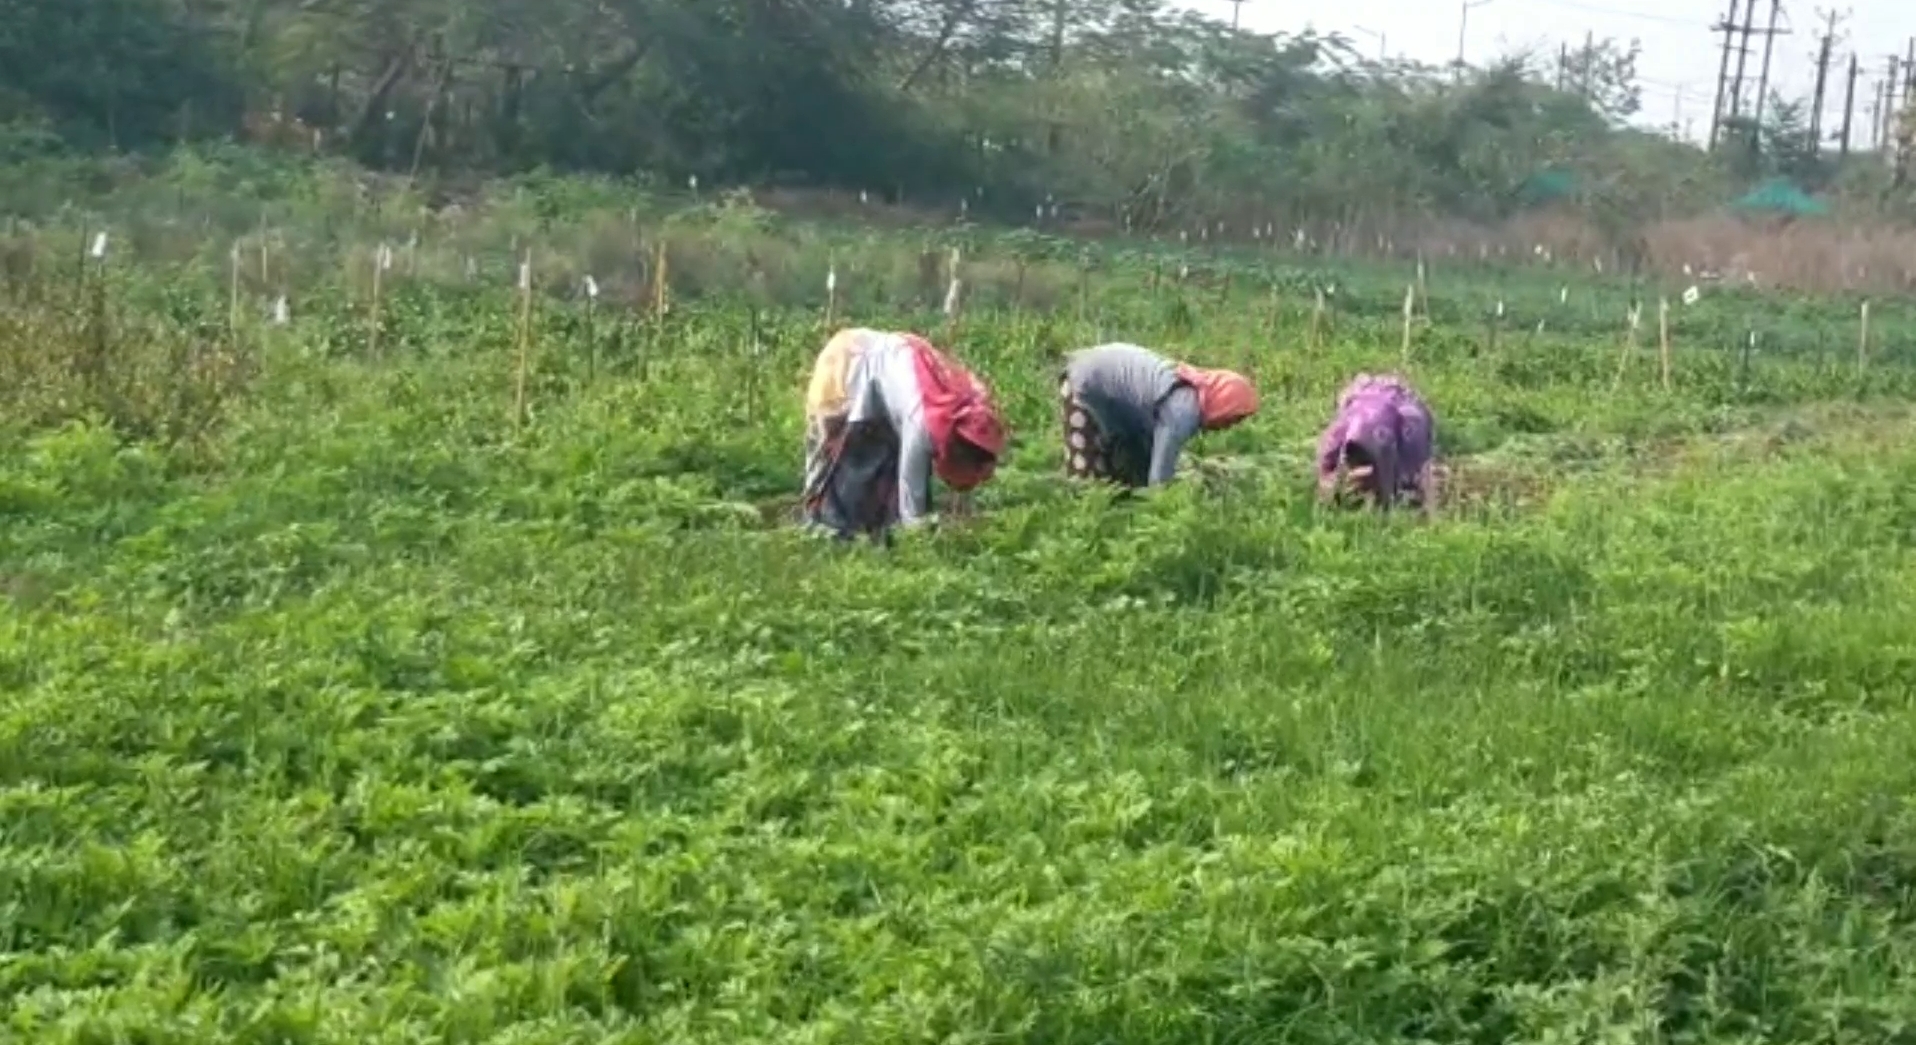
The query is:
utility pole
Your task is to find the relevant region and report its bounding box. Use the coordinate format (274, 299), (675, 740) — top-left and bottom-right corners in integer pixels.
(1228, 0), (1246, 30)
(1868, 75), (1881, 149)
(1884, 57), (1900, 153)
(1729, 1), (1757, 120)
(1808, 10), (1836, 152)
(1556, 42), (1568, 90)
(1905, 38), (1915, 107)
(1709, 0), (1741, 148)
(1581, 30), (1595, 100)
(1049, 0), (1067, 69)
(1898, 39), (1916, 182)
(1751, 0), (1784, 130)
(1840, 52), (1858, 156)
(1457, 0), (1494, 79)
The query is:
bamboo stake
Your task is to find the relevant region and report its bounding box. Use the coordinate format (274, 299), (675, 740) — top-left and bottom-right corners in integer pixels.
(652, 240), (669, 317)
(747, 306), (762, 424)
(1611, 303), (1640, 391)
(584, 275), (599, 384)
(513, 253), (533, 428)
(229, 241), (242, 343)
(1076, 251), (1089, 323)
(1658, 297), (1671, 391)
(943, 247), (964, 344)
(824, 255), (838, 330)
(368, 243), (389, 360)
(1858, 300), (1871, 375)
(1399, 283), (1415, 365)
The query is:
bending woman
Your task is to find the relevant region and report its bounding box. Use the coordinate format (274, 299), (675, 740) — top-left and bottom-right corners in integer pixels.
(802, 328), (1007, 539)
(1315, 372), (1437, 513)
(1058, 342), (1259, 488)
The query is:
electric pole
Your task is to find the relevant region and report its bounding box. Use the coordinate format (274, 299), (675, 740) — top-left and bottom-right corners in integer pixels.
(1751, 0), (1784, 130)
(1729, 0), (1757, 120)
(1709, 0), (1741, 148)
(1884, 57), (1900, 153)
(1868, 74), (1881, 149)
(1808, 10), (1836, 152)
(1906, 38), (1915, 105)
(1228, 0), (1246, 30)
(1581, 30), (1595, 100)
(1840, 52), (1858, 156)
(1457, 0), (1494, 79)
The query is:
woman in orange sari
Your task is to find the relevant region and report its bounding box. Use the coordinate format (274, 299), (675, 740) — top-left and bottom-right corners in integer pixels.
(1058, 342), (1259, 488)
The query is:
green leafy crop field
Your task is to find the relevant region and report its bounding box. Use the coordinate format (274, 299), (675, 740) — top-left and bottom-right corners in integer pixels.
(6, 167), (1916, 1043)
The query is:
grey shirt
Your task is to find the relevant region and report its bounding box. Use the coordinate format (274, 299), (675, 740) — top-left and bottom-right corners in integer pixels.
(1064, 343), (1204, 485)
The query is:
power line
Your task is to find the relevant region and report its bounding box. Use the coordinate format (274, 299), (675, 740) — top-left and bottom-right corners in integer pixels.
(1507, 0), (1709, 30)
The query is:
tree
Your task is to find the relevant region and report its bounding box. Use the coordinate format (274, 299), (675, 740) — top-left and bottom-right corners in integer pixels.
(0, 0), (243, 147)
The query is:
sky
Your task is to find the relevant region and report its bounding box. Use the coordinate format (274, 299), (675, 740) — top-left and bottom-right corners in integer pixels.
(1180, 0), (1916, 142)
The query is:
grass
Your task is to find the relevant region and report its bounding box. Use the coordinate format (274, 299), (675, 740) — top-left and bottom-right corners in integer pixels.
(6, 153), (1916, 1043)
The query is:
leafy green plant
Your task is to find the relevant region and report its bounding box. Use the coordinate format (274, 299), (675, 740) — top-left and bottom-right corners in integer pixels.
(6, 157), (1916, 1045)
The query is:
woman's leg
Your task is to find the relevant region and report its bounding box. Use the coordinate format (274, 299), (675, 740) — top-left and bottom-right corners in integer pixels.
(1061, 375), (1113, 481)
(802, 414), (857, 537)
(836, 420), (903, 538)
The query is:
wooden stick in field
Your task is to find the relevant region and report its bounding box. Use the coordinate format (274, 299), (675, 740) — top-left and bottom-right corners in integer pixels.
(942, 247), (964, 344)
(1858, 300), (1871, 375)
(513, 253), (533, 428)
(1310, 288), (1325, 351)
(653, 240), (669, 317)
(1077, 251), (1089, 322)
(1658, 297), (1671, 391)
(1399, 283), (1414, 365)
(824, 254), (838, 330)
(584, 274), (599, 384)
(1612, 303), (1640, 391)
(368, 243), (389, 360)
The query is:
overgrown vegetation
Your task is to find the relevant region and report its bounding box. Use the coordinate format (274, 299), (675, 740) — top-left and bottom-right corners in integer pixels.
(10, 0), (1916, 240)
(6, 152), (1916, 1041)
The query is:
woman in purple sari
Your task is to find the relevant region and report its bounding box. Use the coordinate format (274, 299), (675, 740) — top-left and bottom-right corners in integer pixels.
(1315, 373), (1437, 514)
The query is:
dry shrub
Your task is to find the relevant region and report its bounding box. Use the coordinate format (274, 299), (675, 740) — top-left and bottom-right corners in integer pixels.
(753, 186), (954, 229)
(964, 256), (1071, 312)
(1641, 216), (1916, 294)
(0, 282), (252, 446)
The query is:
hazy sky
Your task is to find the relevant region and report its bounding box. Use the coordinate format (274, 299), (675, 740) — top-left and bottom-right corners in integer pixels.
(1181, 0), (1915, 141)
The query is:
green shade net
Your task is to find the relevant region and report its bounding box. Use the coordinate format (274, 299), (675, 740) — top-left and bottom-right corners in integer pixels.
(1515, 169), (1576, 207)
(1731, 178), (1828, 217)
